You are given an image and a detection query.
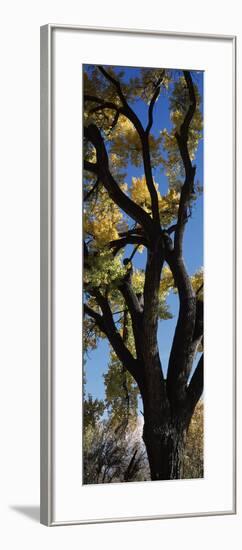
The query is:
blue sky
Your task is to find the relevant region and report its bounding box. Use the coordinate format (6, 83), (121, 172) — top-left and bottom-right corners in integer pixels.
(84, 65), (203, 403)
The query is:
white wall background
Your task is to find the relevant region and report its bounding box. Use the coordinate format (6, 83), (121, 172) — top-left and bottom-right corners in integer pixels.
(0, 0), (241, 548)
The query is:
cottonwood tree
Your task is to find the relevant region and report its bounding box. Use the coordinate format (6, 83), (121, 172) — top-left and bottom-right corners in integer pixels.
(83, 65), (203, 480)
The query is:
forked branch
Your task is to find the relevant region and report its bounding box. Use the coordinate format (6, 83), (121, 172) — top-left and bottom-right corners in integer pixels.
(174, 70), (197, 257)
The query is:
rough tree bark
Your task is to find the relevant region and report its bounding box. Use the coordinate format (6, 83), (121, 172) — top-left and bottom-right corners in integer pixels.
(84, 67), (204, 480)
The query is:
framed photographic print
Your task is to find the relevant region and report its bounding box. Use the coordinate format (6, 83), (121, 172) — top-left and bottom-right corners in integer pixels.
(40, 24), (236, 526)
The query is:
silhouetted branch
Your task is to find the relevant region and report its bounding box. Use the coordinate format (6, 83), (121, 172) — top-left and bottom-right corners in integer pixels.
(187, 354), (204, 412)
(174, 71), (197, 257)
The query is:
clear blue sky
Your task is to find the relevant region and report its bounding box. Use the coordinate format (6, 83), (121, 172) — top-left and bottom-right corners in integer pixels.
(84, 65), (203, 403)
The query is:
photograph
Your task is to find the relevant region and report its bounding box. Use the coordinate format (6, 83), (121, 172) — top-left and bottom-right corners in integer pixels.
(0, 0), (238, 543)
(83, 63), (204, 484)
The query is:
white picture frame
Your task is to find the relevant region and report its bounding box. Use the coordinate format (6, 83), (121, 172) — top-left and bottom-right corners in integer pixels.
(40, 24), (236, 526)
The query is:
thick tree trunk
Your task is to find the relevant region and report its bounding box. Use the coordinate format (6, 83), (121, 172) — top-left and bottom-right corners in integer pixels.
(142, 402), (190, 481)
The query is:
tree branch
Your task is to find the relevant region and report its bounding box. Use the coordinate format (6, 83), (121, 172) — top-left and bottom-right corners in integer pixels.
(166, 252), (197, 405)
(192, 298), (203, 343)
(166, 223), (177, 235)
(180, 71), (197, 137)
(89, 103), (119, 116)
(186, 354), (204, 412)
(88, 290), (143, 386)
(142, 240), (165, 391)
(174, 70), (197, 257)
(196, 283), (204, 296)
(84, 94), (119, 112)
(84, 123), (153, 235)
(84, 303), (104, 327)
(84, 94), (106, 105)
(97, 66), (131, 109)
(146, 72), (165, 135)
(129, 244), (141, 261)
(97, 66), (161, 228)
(84, 159), (98, 174)
(119, 280), (143, 362)
(84, 94), (121, 131)
(109, 235), (146, 254)
(166, 72), (199, 404)
(141, 134), (161, 228)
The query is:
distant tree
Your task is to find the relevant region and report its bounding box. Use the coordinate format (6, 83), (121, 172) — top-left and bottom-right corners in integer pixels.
(83, 400), (203, 484)
(83, 394), (105, 429)
(83, 417), (149, 484)
(84, 65), (203, 480)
